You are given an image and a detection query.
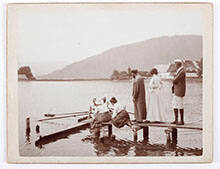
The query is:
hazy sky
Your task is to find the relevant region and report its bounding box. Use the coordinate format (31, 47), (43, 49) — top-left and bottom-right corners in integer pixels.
(11, 4), (203, 64)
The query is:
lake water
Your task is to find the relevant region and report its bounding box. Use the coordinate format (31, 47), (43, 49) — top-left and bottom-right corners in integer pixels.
(18, 79), (202, 156)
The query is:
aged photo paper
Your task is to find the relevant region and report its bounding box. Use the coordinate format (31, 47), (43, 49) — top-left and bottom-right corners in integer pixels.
(7, 3), (213, 163)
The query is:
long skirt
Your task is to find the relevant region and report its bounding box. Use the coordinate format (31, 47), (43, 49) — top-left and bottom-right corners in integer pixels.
(112, 110), (131, 128)
(91, 112), (112, 129)
(134, 101), (147, 122)
(147, 91), (165, 122)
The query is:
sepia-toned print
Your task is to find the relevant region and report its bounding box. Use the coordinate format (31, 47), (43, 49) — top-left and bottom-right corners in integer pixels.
(7, 3), (213, 163)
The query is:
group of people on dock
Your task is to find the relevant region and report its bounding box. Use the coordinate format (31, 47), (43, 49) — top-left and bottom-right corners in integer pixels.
(132, 59), (186, 125)
(89, 60), (186, 131)
(90, 96), (132, 130)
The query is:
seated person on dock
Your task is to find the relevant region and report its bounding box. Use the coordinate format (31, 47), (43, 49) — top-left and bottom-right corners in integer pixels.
(89, 97), (107, 118)
(89, 98), (98, 118)
(109, 97), (132, 128)
(90, 97), (112, 129)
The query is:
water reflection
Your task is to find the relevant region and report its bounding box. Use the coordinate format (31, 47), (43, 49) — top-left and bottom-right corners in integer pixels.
(82, 135), (202, 156)
(82, 136), (131, 156)
(25, 128), (31, 144)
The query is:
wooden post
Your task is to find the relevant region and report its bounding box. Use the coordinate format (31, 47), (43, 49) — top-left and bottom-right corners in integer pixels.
(26, 118), (30, 129)
(171, 128), (177, 148)
(26, 118), (30, 134)
(165, 129), (171, 147)
(94, 128), (100, 139)
(108, 124), (112, 137)
(133, 130), (137, 142)
(36, 124), (40, 134)
(143, 127), (149, 142)
(26, 118), (31, 142)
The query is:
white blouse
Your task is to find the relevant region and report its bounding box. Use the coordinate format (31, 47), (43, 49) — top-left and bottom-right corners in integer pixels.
(149, 75), (163, 92)
(112, 102), (125, 118)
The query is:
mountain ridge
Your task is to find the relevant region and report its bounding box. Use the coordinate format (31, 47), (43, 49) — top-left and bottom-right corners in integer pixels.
(40, 35), (202, 79)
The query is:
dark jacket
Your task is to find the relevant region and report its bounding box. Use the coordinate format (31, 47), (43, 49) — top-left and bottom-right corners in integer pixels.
(132, 76), (147, 121)
(173, 67), (186, 97)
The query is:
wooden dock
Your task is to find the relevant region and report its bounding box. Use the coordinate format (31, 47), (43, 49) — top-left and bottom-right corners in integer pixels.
(101, 121), (202, 147)
(28, 113), (202, 148)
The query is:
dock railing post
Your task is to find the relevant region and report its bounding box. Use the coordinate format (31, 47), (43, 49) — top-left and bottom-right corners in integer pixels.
(143, 127), (149, 142)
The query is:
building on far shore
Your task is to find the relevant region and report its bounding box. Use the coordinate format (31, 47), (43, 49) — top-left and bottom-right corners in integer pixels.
(154, 60), (201, 79)
(166, 60), (200, 78)
(153, 64), (172, 79)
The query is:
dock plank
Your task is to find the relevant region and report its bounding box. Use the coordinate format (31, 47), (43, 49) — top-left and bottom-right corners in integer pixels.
(137, 122), (202, 130)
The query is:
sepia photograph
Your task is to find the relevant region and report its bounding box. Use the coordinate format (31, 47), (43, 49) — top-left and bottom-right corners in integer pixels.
(7, 3), (213, 163)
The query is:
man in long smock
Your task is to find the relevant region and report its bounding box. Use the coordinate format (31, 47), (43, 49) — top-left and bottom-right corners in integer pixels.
(131, 70), (147, 123)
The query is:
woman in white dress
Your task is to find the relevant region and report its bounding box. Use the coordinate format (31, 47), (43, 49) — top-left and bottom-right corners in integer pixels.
(147, 68), (165, 123)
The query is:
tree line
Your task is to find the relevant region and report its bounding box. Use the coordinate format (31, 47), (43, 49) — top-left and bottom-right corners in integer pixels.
(110, 67), (150, 80)
(18, 66), (36, 80)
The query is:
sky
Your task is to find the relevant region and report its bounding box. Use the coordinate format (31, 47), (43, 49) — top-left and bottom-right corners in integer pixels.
(9, 4), (204, 74)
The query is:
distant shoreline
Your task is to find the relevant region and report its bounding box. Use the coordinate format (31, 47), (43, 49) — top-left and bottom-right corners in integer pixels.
(18, 77), (202, 82)
(18, 78), (111, 82)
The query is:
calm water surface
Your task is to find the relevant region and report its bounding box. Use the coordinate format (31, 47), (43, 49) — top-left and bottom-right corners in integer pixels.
(19, 79), (202, 156)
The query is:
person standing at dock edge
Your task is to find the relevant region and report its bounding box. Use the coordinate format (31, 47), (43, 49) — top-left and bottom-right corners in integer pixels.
(131, 70), (147, 123)
(171, 60), (186, 125)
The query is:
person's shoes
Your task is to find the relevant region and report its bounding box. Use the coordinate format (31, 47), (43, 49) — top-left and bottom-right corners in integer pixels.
(131, 120), (137, 122)
(177, 121), (184, 125)
(171, 121), (177, 124)
(154, 121), (163, 123)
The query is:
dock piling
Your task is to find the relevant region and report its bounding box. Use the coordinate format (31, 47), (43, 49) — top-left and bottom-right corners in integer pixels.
(165, 129), (171, 146)
(26, 118), (31, 142)
(171, 128), (177, 147)
(108, 124), (112, 137)
(133, 130), (138, 142)
(26, 118), (30, 133)
(26, 118), (30, 129)
(143, 127), (149, 142)
(94, 128), (100, 139)
(36, 125), (40, 134)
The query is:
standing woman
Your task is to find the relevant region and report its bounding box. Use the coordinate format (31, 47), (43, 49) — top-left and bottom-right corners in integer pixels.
(147, 68), (165, 123)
